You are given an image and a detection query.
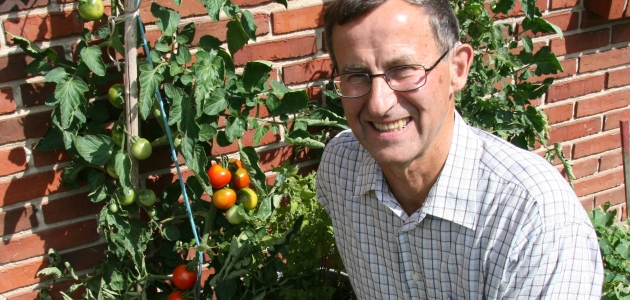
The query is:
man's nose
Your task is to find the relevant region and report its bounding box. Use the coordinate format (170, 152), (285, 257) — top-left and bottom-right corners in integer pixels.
(365, 75), (397, 116)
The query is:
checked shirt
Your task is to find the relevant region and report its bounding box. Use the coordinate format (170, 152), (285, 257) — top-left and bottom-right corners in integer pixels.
(316, 112), (603, 299)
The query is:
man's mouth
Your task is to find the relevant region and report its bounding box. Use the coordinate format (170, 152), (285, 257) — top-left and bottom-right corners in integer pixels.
(372, 118), (411, 132)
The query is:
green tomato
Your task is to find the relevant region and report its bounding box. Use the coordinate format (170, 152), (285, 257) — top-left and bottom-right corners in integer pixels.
(237, 188), (258, 211)
(111, 124), (124, 147)
(108, 84), (125, 109)
(106, 160), (118, 179)
(117, 188), (136, 206)
(225, 205), (244, 225)
(146, 206), (157, 218)
(108, 202), (119, 213)
(138, 189), (156, 207)
(78, 0), (104, 21)
(131, 138), (152, 160)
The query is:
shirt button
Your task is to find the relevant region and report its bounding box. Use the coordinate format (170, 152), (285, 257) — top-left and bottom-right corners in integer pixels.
(411, 273), (420, 281)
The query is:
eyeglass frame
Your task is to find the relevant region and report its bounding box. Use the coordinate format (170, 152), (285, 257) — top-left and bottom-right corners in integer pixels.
(329, 49), (451, 98)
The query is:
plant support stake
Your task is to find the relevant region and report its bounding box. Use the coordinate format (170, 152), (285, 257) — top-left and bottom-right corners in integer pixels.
(619, 120), (630, 217)
(124, 0), (139, 187)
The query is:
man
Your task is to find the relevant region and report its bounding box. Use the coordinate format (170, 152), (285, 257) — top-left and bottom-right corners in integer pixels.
(315, 0), (604, 298)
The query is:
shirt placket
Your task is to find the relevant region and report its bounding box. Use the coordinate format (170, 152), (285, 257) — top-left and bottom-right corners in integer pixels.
(398, 224), (426, 299)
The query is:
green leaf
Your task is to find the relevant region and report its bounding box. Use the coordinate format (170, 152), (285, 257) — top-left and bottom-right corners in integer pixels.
(80, 45), (106, 76)
(26, 57), (52, 75)
(616, 241), (630, 260)
(12, 35), (45, 57)
(176, 45), (192, 65)
(178, 95), (200, 159)
(177, 22), (196, 44)
(225, 116), (247, 142)
(522, 17), (563, 38)
(115, 151), (132, 192)
(203, 0), (226, 21)
(242, 61), (272, 93)
(183, 144), (212, 196)
(253, 124), (269, 146)
(37, 267), (63, 278)
(199, 35), (222, 52)
(520, 0), (537, 20)
(34, 127), (65, 151)
(87, 170), (107, 203)
(273, 0), (287, 7)
(590, 207), (616, 228)
(139, 64), (165, 120)
(240, 10), (257, 40)
(492, 0), (515, 14)
(73, 134), (113, 165)
(531, 46), (563, 76)
(45, 67), (68, 83)
(86, 101), (109, 122)
(268, 78), (291, 98)
(522, 36), (534, 53)
(285, 136), (325, 149)
(56, 76), (88, 129)
(279, 90), (309, 114)
(226, 20), (249, 56)
(204, 88), (228, 116)
(239, 143), (267, 196)
(199, 123), (218, 142)
(150, 3), (181, 36)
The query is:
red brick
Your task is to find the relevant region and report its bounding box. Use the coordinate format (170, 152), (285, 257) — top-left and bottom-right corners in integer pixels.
(604, 108), (630, 130)
(138, 145), (186, 173)
(0, 219), (99, 264)
(550, 0), (580, 9)
(576, 88), (630, 117)
(612, 23), (630, 43)
(306, 85), (323, 103)
(139, 0), (207, 24)
(564, 156), (599, 179)
(0, 86), (15, 115)
(0, 0), (48, 13)
(0, 205), (38, 235)
(0, 258), (48, 294)
(60, 243), (107, 271)
(272, 4), (326, 35)
(233, 0), (271, 6)
(581, 10), (619, 29)
(546, 74), (606, 103)
(145, 169), (195, 196)
(0, 52), (30, 83)
(233, 35), (317, 66)
(548, 117), (601, 144)
(608, 67), (630, 88)
(5, 279), (81, 300)
(550, 29), (609, 56)
(573, 131), (620, 158)
(544, 102), (573, 124)
(580, 197), (595, 211)
(0, 111), (51, 145)
(3, 10), (83, 43)
(579, 48), (630, 73)
(583, 0), (627, 20)
(573, 168), (624, 197)
(31, 147), (72, 167)
(42, 192), (104, 224)
(282, 58), (333, 85)
(0, 169), (67, 207)
(20, 81), (56, 107)
(258, 145), (316, 172)
(594, 185), (626, 207)
(601, 149), (623, 171)
(0, 147), (28, 176)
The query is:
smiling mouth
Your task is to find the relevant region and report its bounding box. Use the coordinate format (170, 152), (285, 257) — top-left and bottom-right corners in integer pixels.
(372, 118), (411, 132)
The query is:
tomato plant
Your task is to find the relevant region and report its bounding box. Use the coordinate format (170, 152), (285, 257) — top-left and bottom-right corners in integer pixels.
(111, 123), (124, 147)
(78, 0), (104, 21)
(117, 187), (136, 206)
(131, 138), (152, 160)
(212, 188), (236, 210)
(172, 264), (197, 290)
(231, 168), (250, 190)
(108, 83), (125, 109)
(168, 290), (190, 300)
(208, 164), (231, 189)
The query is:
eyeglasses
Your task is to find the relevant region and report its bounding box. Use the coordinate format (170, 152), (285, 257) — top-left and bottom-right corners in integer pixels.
(331, 50), (450, 98)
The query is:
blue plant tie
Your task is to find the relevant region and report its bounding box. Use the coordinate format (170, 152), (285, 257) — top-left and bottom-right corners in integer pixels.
(135, 4), (204, 298)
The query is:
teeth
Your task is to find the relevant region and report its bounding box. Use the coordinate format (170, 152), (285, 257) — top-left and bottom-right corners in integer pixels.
(373, 118), (410, 132)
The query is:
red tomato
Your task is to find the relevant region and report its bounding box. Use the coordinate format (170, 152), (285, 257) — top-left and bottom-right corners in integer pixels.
(231, 168), (250, 190)
(212, 188), (237, 210)
(229, 158), (244, 169)
(172, 264), (196, 290)
(208, 164), (231, 189)
(168, 290), (190, 300)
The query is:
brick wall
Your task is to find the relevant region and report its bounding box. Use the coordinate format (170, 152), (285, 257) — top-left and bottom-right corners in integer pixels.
(0, 0), (629, 298)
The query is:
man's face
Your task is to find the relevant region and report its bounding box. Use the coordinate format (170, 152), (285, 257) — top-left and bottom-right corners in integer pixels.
(332, 0), (459, 168)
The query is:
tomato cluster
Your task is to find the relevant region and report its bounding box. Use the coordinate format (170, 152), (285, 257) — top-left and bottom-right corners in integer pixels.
(207, 159), (258, 224)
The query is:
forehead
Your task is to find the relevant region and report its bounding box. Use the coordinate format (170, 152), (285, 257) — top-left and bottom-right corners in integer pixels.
(331, 0), (438, 70)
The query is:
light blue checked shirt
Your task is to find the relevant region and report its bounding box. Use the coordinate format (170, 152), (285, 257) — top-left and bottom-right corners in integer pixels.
(316, 112), (603, 299)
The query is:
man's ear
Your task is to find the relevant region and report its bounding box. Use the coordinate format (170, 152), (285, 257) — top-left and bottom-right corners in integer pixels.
(450, 43), (474, 93)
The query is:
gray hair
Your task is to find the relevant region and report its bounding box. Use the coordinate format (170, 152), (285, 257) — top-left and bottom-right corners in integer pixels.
(324, 0), (461, 69)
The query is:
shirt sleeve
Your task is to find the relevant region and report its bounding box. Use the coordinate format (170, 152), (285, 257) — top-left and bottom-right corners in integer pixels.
(499, 219), (604, 299)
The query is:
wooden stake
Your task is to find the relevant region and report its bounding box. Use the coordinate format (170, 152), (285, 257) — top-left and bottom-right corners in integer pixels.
(619, 120), (630, 217)
(124, 0), (140, 188)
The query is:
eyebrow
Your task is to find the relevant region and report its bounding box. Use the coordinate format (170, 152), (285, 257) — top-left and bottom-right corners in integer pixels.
(339, 54), (419, 73)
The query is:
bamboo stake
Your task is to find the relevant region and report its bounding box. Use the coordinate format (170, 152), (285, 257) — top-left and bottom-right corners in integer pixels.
(124, 0), (140, 188)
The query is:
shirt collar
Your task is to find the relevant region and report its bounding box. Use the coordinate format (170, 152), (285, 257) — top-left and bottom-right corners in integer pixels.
(352, 112), (482, 230)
